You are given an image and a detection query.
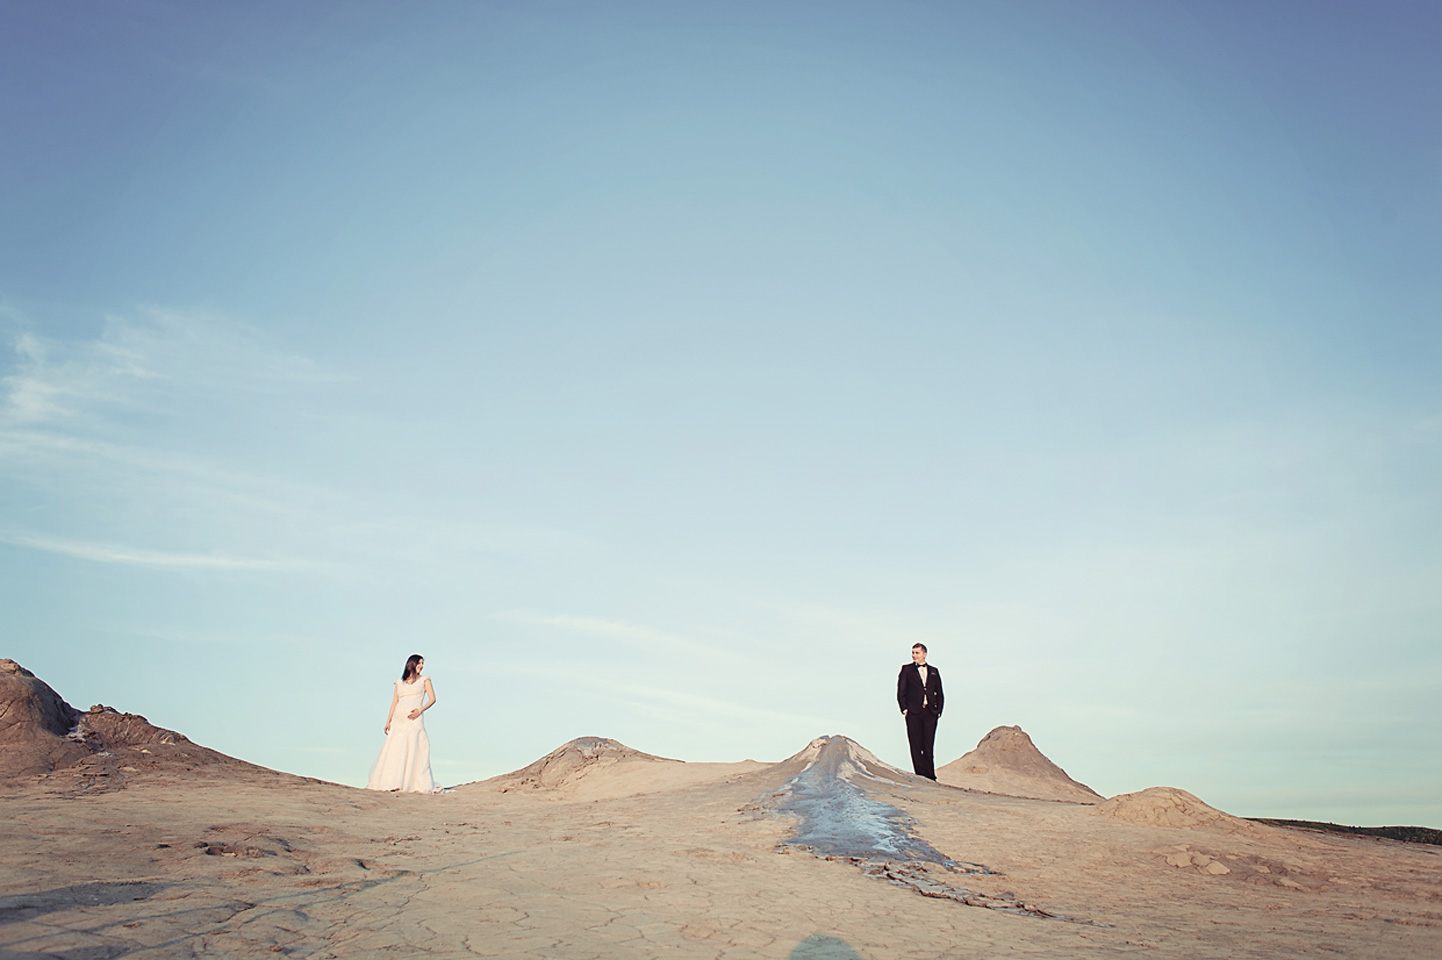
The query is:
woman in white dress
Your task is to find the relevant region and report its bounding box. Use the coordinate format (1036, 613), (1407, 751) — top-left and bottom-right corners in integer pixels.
(366, 654), (439, 793)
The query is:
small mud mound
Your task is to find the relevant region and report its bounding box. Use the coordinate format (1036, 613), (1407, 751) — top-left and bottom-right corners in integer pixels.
(486, 736), (679, 792)
(761, 733), (920, 790)
(937, 725), (1101, 804)
(1092, 787), (1262, 835)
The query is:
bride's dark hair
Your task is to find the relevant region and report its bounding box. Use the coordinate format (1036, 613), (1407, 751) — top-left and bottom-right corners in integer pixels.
(401, 654), (424, 681)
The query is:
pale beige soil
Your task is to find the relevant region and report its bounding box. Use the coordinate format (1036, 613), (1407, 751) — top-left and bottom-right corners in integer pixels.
(2, 744), (1440, 960)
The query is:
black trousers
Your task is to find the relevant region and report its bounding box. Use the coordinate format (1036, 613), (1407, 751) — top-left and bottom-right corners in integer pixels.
(905, 711), (938, 780)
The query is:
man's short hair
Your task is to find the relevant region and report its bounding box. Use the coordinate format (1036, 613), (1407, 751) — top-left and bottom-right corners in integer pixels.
(912, 643), (927, 653)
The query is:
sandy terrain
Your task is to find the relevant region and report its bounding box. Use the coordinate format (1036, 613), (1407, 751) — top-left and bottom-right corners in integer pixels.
(3, 660), (1440, 959)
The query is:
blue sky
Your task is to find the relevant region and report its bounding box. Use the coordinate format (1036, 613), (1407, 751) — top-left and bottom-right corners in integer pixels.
(2, 1), (1439, 826)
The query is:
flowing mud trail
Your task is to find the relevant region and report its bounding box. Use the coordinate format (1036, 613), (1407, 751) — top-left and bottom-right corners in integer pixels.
(747, 736), (1101, 923)
(755, 736), (974, 865)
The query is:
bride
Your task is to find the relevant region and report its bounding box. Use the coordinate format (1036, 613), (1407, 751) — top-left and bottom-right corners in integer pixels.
(366, 654), (439, 793)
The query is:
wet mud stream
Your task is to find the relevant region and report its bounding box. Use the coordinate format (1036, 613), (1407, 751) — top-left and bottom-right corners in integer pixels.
(749, 736), (1103, 924)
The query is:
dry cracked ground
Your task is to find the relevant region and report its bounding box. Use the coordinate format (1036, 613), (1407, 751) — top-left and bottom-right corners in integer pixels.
(3, 736), (1441, 960)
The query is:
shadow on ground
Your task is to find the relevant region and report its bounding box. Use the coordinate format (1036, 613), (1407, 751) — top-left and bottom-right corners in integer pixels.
(0, 884), (167, 927)
(790, 933), (864, 960)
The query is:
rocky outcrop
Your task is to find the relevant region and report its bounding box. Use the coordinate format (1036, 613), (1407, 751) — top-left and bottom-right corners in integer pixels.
(1, 659), (268, 784)
(936, 725), (1102, 803)
(0, 659), (90, 778)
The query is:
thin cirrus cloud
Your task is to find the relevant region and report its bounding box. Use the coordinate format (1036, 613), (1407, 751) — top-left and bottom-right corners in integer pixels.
(501, 611), (747, 664)
(2, 331), (138, 423)
(0, 308), (354, 578)
(0, 532), (328, 573)
(493, 611), (830, 739)
(507, 656), (825, 739)
(0, 308), (590, 583)
(0, 306), (341, 427)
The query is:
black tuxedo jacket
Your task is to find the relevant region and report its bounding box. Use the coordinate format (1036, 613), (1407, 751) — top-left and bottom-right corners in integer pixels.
(897, 662), (943, 717)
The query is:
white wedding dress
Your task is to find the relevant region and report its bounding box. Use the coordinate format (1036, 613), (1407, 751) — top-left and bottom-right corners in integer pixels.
(366, 678), (437, 793)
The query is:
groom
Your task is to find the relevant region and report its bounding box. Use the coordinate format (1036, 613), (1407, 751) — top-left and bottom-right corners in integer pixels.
(896, 643), (943, 779)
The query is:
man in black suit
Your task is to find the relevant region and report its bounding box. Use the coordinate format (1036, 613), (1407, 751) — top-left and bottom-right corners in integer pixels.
(897, 643), (943, 779)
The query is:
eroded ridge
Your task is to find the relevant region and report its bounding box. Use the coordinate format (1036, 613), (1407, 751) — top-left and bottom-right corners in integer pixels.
(748, 735), (1097, 923)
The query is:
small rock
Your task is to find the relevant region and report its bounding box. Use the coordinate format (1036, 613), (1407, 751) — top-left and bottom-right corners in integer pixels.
(1205, 861), (1231, 875)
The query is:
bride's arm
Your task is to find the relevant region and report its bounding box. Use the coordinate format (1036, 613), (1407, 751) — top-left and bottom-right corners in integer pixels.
(410, 677), (437, 719)
(384, 686), (399, 734)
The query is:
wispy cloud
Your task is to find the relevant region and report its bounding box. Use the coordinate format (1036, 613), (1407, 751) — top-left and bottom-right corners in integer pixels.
(0, 427), (279, 490)
(610, 679), (823, 732)
(122, 626), (339, 647)
(0, 308), (355, 578)
(499, 610), (744, 662)
(0, 533), (330, 572)
(0, 306), (586, 583)
(510, 612), (694, 649)
(500, 658), (823, 735)
(0, 306), (343, 427)
(491, 610), (830, 742)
